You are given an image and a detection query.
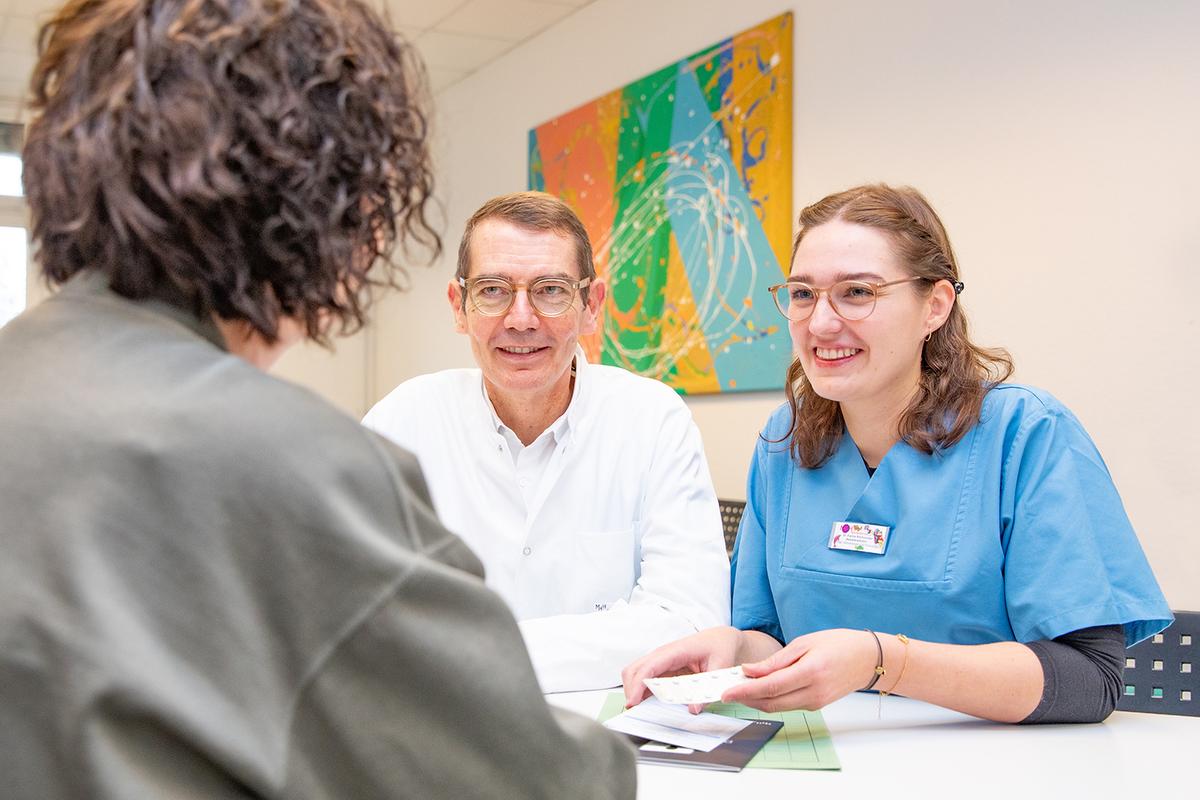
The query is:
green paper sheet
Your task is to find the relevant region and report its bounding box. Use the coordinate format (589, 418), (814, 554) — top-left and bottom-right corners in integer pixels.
(598, 693), (841, 770)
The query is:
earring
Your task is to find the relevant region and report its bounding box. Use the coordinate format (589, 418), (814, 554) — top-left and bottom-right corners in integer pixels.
(924, 331), (932, 343)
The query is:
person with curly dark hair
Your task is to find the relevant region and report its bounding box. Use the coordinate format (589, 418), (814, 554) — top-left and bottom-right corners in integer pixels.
(0, 2), (635, 798)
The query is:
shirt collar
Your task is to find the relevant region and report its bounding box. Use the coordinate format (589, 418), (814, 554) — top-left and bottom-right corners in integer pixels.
(479, 343), (590, 445)
(563, 343), (590, 435)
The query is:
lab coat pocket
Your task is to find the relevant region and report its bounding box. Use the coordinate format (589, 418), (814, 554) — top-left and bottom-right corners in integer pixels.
(572, 528), (636, 612)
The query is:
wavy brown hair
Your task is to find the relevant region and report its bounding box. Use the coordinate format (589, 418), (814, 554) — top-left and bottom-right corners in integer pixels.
(782, 184), (1013, 467)
(23, 0), (440, 344)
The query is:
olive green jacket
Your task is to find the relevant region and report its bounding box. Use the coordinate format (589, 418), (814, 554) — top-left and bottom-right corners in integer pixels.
(0, 272), (635, 799)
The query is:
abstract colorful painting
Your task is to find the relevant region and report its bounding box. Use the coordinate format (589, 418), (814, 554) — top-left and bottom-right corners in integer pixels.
(529, 13), (793, 394)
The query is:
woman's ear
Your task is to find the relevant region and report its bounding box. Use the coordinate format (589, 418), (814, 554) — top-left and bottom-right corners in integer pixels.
(925, 279), (957, 336)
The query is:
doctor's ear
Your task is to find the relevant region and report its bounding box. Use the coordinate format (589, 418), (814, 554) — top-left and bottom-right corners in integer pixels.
(581, 280), (606, 336)
(447, 279), (467, 333)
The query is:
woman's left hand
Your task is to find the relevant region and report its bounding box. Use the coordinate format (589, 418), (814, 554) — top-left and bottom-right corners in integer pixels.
(721, 628), (880, 712)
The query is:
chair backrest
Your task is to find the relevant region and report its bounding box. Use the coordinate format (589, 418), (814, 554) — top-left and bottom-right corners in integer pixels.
(718, 499), (745, 558)
(1117, 610), (1198, 716)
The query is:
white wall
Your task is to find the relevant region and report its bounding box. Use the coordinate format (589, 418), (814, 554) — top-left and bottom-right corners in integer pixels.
(270, 329), (370, 417)
(365, 0), (1200, 609)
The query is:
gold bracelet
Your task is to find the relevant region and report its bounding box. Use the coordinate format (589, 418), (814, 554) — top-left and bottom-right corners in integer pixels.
(880, 633), (910, 697)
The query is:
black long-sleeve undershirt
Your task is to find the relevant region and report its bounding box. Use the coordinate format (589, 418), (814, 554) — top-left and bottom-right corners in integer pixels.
(1021, 624), (1125, 724)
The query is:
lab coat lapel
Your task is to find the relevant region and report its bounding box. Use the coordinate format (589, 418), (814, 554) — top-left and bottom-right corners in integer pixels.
(523, 345), (588, 527)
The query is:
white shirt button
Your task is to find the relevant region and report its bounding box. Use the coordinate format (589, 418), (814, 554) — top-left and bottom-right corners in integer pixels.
(518, 478), (529, 488)
(522, 546), (532, 556)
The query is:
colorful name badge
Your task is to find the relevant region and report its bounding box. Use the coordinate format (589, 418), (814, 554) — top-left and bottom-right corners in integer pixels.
(828, 521), (890, 555)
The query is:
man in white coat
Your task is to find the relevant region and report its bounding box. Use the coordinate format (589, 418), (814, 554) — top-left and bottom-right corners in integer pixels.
(364, 192), (730, 692)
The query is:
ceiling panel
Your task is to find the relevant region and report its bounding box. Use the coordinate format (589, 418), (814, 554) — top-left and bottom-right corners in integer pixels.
(437, 0), (575, 41)
(427, 66), (472, 94)
(0, 0), (595, 117)
(416, 29), (516, 72)
(377, 0), (469, 31)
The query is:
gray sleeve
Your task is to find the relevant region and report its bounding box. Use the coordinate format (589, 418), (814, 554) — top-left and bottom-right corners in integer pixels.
(283, 565), (636, 799)
(1020, 625), (1125, 724)
(282, 525), (636, 799)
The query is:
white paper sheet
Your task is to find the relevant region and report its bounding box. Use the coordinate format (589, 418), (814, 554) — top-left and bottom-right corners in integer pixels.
(603, 698), (753, 752)
(643, 666), (752, 705)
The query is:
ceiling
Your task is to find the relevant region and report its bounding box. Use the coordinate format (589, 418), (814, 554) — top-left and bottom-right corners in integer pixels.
(0, 0), (596, 117)
(382, 0), (595, 92)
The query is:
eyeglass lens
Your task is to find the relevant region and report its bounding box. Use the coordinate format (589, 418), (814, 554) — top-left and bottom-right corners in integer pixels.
(469, 278), (577, 316)
(774, 281), (878, 321)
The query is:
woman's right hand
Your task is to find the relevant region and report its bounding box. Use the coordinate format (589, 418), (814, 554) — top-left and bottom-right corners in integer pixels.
(621, 626), (752, 711)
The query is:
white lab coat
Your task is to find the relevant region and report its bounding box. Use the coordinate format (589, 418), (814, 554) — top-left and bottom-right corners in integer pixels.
(363, 348), (731, 691)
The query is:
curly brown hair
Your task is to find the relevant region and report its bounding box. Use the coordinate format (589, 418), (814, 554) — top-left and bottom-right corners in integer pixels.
(23, 0), (440, 344)
(782, 184), (1013, 467)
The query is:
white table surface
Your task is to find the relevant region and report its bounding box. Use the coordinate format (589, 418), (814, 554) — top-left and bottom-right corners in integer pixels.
(548, 689), (1198, 799)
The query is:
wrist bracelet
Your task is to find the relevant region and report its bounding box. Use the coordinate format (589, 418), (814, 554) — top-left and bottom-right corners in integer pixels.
(862, 629), (886, 691)
(881, 633), (910, 696)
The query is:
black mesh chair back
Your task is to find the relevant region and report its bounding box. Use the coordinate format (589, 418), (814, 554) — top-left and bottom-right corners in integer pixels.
(1117, 610), (1198, 716)
(718, 499), (745, 558)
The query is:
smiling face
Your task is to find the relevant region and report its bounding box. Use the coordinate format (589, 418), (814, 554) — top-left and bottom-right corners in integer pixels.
(788, 219), (942, 417)
(448, 218), (604, 418)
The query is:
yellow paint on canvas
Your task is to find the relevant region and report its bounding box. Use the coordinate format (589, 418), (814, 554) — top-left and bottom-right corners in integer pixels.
(727, 16), (792, 275)
(658, 230), (720, 394)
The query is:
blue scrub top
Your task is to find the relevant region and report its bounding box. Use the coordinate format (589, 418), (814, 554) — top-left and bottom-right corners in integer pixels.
(731, 384), (1172, 648)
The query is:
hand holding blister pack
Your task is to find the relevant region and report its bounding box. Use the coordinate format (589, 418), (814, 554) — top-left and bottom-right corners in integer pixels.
(642, 665), (752, 705)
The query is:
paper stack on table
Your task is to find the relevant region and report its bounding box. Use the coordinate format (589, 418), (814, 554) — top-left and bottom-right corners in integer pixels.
(597, 693), (840, 772)
(603, 697), (753, 752)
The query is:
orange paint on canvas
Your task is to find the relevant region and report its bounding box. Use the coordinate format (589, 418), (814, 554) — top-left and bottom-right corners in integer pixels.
(535, 90), (621, 362)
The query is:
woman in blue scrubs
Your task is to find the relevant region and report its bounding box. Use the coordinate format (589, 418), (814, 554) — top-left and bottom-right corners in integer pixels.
(624, 184), (1171, 723)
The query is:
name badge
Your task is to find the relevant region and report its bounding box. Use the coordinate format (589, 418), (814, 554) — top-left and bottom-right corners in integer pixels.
(828, 521), (890, 555)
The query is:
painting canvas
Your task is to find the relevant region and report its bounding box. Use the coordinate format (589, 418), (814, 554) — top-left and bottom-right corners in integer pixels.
(529, 13), (793, 394)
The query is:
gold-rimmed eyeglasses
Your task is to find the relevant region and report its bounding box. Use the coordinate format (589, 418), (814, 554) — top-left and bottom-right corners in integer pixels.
(768, 277), (942, 322)
(458, 275), (591, 317)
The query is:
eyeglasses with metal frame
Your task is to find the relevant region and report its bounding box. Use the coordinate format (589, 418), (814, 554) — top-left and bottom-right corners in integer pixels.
(458, 275), (591, 317)
(767, 276), (963, 322)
